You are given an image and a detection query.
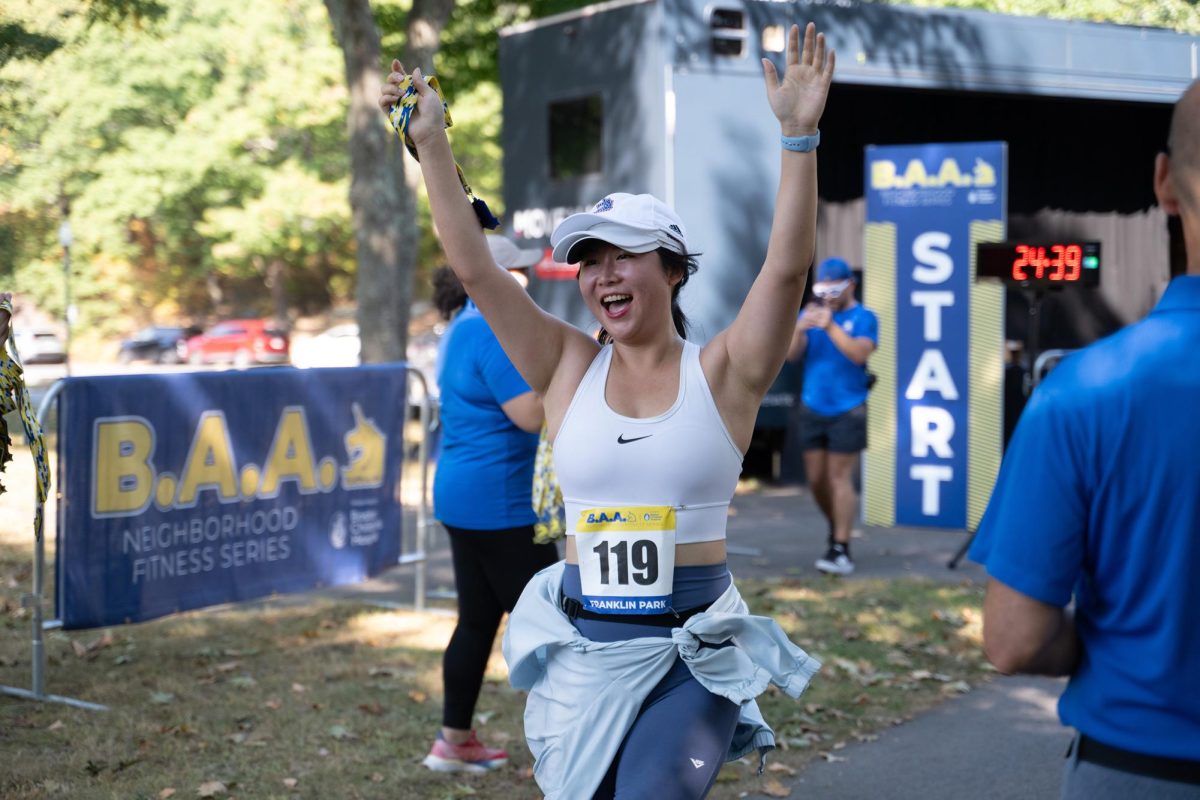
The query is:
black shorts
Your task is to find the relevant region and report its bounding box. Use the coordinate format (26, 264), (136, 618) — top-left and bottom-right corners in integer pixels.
(799, 403), (867, 453)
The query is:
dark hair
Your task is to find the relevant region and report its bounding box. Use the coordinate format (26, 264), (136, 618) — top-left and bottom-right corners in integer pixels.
(432, 265), (468, 320)
(580, 245), (700, 345)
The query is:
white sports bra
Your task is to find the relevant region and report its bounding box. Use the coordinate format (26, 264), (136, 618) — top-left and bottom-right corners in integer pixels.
(553, 341), (744, 544)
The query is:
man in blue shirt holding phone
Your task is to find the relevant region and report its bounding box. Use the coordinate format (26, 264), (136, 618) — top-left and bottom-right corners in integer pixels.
(787, 257), (877, 575)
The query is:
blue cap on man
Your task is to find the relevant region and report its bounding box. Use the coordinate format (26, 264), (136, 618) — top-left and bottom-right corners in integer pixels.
(816, 257), (852, 282)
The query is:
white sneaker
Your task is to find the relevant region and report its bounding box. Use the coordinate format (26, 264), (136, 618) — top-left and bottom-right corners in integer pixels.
(815, 547), (855, 576)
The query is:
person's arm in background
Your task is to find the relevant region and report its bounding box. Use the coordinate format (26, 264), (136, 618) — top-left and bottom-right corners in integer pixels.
(786, 303), (828, 362)
(501, 391), (543, 434)
(969, 372), (1088, 679)
(983, 580), (1079, 676)
(822, 310), (875, 365)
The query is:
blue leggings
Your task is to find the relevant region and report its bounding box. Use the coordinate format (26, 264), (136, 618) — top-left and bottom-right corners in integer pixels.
(563, 564), (741, 800)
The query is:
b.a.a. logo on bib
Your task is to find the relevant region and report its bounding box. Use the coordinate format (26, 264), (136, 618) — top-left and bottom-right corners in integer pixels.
(575, 506), (676, 615)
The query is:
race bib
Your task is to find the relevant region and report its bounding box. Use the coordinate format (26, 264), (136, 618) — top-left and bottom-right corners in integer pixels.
(576, 506), (676, 615)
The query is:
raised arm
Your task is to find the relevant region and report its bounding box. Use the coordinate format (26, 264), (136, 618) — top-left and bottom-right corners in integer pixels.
(379, 63), (588, 395)
(708, 23), (833, 399)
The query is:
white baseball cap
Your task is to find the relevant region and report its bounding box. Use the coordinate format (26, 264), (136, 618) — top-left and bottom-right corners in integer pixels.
(550, 193), (688, 265)
(487, 234), (542, 270)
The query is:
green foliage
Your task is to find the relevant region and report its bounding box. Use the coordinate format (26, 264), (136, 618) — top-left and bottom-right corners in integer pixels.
(1, 0), (1194, 334)
(0, 0), (351, 330)
(885, 0), (1200, 34)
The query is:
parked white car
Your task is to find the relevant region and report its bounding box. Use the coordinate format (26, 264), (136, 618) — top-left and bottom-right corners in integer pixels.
(291, 322), (442, 399)
(290, 323), (361, 369)
(11, 329), (67, 364)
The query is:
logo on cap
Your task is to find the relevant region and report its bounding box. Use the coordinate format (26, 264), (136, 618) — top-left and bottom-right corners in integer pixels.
(594, 197), (614, 213)
(668, 224), (681, 235)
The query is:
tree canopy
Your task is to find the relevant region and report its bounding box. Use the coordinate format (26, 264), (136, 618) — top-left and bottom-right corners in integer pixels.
(1, 0), (1195, 338)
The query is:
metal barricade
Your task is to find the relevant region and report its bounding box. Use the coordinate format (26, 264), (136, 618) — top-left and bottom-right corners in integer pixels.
(1, 364), (436, 710)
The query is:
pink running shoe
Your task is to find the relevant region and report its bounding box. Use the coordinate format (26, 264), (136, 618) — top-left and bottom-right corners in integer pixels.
(422, 731), (509, 773)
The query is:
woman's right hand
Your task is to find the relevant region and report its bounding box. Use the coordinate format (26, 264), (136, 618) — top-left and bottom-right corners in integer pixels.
(378, 60), (446, 151)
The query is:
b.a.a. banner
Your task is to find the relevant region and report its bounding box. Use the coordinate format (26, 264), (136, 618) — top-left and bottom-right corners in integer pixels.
(862, 142), (1006, 531)
(57, 366), (407, 629)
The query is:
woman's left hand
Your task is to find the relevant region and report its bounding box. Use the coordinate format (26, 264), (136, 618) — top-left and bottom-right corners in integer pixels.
(761, 22), (835, 137)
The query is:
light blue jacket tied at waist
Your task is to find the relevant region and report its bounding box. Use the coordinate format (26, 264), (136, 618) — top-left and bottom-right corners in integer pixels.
(503, 561), (822, 800)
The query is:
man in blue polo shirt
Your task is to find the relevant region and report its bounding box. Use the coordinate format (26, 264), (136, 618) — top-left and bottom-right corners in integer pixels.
(971, 80), (1200, 797)
(787, 257), (877, 575)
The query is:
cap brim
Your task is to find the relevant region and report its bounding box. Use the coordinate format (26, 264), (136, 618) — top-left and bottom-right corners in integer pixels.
(551, 229), (661, 265)
(505, 247), (542, 269)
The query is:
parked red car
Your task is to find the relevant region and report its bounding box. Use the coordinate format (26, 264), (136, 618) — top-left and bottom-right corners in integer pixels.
(184, 319), (289, 367)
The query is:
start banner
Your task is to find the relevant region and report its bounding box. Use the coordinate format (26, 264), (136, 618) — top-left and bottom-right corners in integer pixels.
(862, 142), (1007, 531)
(56, 366), (407, 629)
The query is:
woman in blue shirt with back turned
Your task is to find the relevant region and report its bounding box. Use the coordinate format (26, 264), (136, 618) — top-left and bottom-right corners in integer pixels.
(424, 235), (559, 773)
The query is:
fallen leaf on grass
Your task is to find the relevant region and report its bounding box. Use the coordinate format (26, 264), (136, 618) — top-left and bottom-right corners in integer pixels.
(282, 778), (298, 788)
(264, 698), (282, 710)
(229, 675), (257, 688)
(408, 690), (427, 704)
(943, 681), (971, 694)
(159, 789), (176, 799)
(357, 702), (384, 716)
(114, 654), (132, 665)
(291, 683), (306, 693)
(329, 724), (355, 740)
(48, 719), (64, 731)
(760, 778), (791, 797)
(215, 661), (240, 673)
(72, 640), (88, 658)
(370, 773), (384, 783)
(819, 753), (848, 763)
(150, 691), (177, 704)
(767, 762), (796, 776)
(196, 780), (226, 797)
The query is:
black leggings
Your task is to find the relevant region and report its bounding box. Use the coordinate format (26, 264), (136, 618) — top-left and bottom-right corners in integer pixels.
(441, 523), (559, 730)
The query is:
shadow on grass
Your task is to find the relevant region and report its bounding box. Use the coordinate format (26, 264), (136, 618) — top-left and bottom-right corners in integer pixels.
(2, 529), (990, 800)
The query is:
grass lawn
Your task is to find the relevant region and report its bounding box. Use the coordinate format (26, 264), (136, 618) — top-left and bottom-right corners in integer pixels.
(1, 446), (991, 799)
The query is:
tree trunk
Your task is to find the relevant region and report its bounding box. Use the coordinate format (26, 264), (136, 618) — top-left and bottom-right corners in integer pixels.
(400, 0), (456, 199)
(323, 0), (413, 363)
(266, 258), (290, 330)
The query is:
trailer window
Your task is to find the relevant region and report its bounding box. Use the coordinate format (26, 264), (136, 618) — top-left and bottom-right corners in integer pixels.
(709, 7), (746, 57)
(549, 96), (603, 179)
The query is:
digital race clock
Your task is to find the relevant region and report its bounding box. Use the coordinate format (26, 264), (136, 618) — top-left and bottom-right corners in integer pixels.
(976, 241), (1101, 287)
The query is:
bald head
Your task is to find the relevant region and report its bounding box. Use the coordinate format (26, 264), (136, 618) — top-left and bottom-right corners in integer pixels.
(1167, 80), (1200, 207)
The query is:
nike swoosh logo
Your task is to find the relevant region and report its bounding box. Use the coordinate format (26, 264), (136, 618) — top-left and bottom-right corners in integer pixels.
(617, 434), (652, 444)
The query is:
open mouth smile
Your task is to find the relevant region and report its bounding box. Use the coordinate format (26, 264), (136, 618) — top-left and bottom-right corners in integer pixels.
(600, 293), (632, 318)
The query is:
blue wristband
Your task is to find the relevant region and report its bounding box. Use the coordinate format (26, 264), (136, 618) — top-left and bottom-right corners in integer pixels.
(781, 130), (820, 152)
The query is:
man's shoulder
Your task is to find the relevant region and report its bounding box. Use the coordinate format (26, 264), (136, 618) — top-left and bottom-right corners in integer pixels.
(850, 305), (878, 324)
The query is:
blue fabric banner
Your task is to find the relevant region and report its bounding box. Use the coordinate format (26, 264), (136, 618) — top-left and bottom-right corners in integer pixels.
(865, 142), (1006, 528)
(56, 366), (407, 629)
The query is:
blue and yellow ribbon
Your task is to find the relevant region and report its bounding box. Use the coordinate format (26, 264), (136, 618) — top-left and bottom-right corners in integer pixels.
(388, 75), (499, 230)
(531, 423), (565, 544)
(0, 297), (51, 543)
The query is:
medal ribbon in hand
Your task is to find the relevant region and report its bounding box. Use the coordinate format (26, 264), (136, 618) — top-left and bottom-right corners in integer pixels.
(388, 75), (500, 230)
(0, 296), (51, 543)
